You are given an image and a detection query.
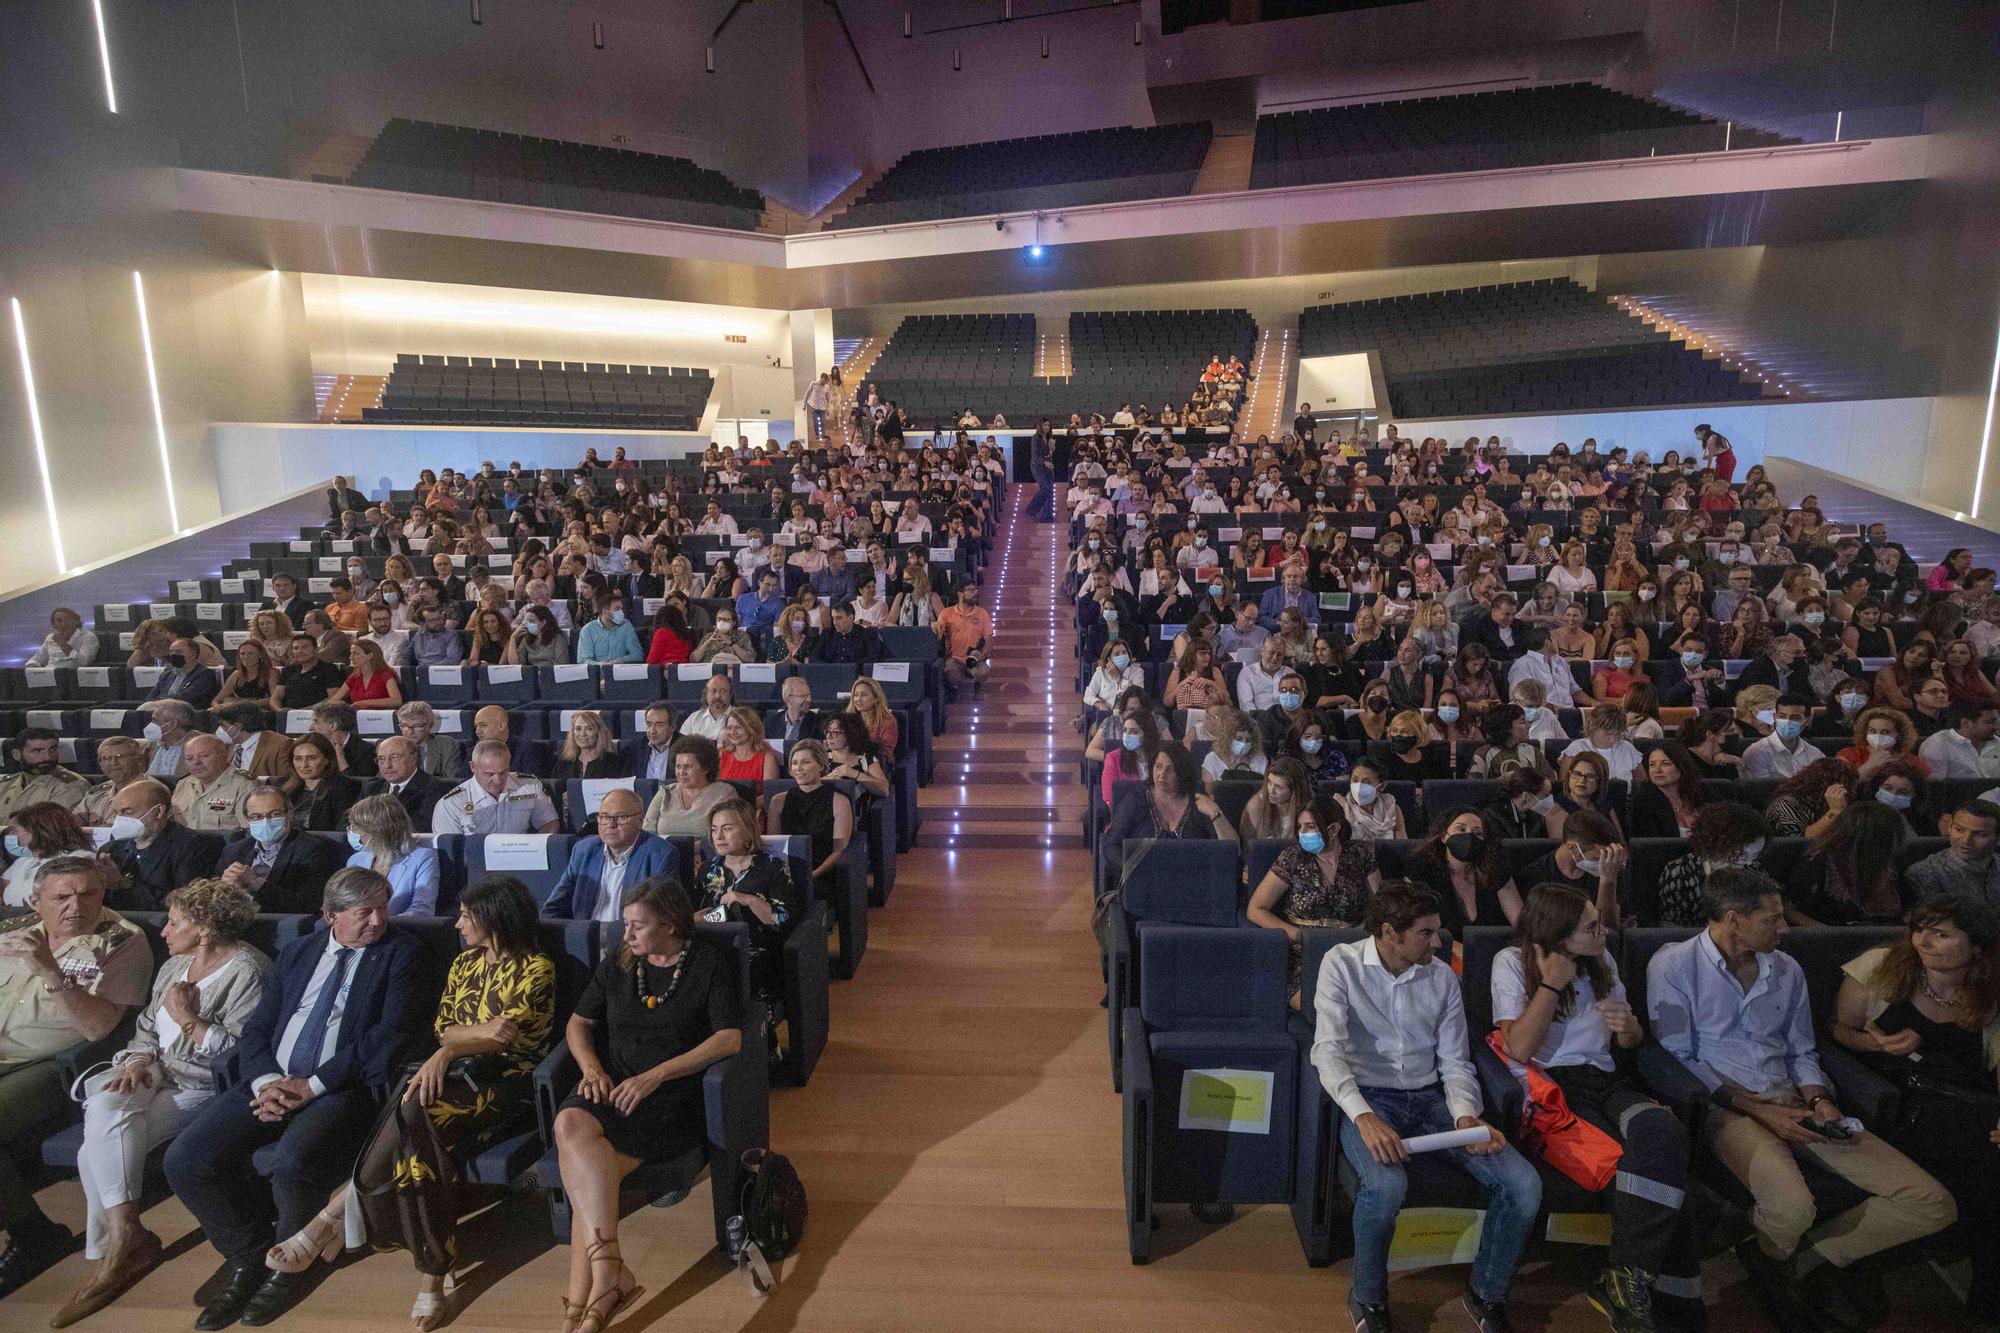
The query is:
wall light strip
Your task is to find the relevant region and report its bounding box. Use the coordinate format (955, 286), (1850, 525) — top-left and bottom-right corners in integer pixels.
(1975, 306), (2000, 521)
(9, 299), (70, 573)
(131, 271), (181, 533)
(90, 0), (118, 113)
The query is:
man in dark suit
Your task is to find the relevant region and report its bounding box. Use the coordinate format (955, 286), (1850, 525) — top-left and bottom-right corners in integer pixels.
(767, 677), (824, 756)
(100, 779), (224, 911)
(261, 572), (314, 626)
(326, 474), (368, 523)
(1652, 632), (1730, 711)
(142, 636), (220, 713)
(311, 701), (379, 779)
(165, 868), (422, 1329)
(1732, 633), (1803, 696)
(621, 701), (678, 783)
(1461, 591), (1525, 662)
(216, 788), (348, 914)
(362, 736), (447, 828)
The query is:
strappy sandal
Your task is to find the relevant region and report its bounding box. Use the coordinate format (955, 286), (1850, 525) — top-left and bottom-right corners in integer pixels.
(265, 1208), (342, 1274)
(558, 1296), (587, 1333)
(575, 1233), (644, 1333)
(410, 1273), (456, 1331)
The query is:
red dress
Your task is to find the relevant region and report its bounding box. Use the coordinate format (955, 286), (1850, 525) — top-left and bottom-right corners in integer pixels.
(719, 748), (770, 789)
(345, 669), (396, 706)
(647, 629), (691, 666)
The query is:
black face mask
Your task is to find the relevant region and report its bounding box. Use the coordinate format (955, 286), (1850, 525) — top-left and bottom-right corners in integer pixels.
(169, 653), (189, 670)
(1366, 697), (1388, 713)
(1446, 831), (1487, 862)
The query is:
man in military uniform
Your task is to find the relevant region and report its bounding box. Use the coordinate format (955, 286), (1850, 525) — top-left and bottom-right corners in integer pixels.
(79, 736), (149, 827)
(169, 735), (258, 834)
(430, 740), (559, 836)
(0, 727), (90, 822)
(0, 856), (152, 1296)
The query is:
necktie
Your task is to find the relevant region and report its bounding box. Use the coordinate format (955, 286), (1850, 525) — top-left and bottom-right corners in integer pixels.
(286, 946), (355, 1077)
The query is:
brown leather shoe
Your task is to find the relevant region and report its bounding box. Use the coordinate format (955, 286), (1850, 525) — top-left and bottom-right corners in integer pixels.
(50, 1230), (162, 1328)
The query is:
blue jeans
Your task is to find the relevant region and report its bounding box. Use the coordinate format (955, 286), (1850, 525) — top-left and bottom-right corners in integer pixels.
(810, 407), (826, 439)
(1339, 1085), (1542, 1306)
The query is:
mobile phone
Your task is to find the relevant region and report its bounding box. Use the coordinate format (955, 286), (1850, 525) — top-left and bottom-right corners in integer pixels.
(1800, 1118), (1853, 1141)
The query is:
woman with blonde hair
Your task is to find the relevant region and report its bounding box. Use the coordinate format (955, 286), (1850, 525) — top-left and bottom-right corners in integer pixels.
(216, 638), (281, 709)
(717, 706), (780, 789)
(891, 564), (942, 627)
(1732, 683), (1780, 738)
(848, 676), (902, 759)
(250, 610), (294, 655)
(344, 793), (439, 915)
(1200, 706), (1267, 791)
(556, 710), (631, 782)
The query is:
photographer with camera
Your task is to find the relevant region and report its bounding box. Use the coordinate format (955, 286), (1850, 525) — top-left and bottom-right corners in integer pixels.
(935, 580), (992, 701)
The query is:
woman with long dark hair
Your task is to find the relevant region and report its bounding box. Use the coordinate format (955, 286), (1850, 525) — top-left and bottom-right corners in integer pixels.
(1402, 808), (1521, 934)
(1783, 802), (1912, 926)
(1832, 896), (2000, 1322)
(1492, 882), (1701, 1329)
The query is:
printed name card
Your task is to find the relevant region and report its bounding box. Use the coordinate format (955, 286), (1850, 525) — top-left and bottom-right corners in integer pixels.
(484, 665), (524, 684)
(289, 541), (314, 553)
(284, 710), (315, 734)
(436, 711), (466, 733)
(219, 579), (245, 596)
(331, 540), (355, 553)
(846, 549), (868, 563)
(178, 581), (204, 600)
(90, 709), (127, 730)
(871, 662), (910, 683)
(222, 631), (251, 649)
(558, 710), (581, 732)
(480, 834), (551, 872)
(1351, 526), (1377, 540)
(676, 664), (712, 680)
(929, 547), (955, 562)
(27, 709), (62, 729)
(308, 578), (333, 594)
(318, 558), (344, 573)
(427, 666), (463, 685)
(103, 605), (130, 623)
(77, 668), (110, 688)
(149, 605), (175, 620)
(130, 667), (163, 687)
(611, 663), (651, 681)
(117, 634), (135, 650)
(641, 599), (664, 616)
(196, 603), (224, 621)
(451, 554), (468, 568)
(1261, 528), (1284, 541)
(578, 777), (636, 814)
(551, 664), (591, 683)
(739, 664), (776, 683)
(357, 711), (395, 735)
(1218, 527), (1243, 544)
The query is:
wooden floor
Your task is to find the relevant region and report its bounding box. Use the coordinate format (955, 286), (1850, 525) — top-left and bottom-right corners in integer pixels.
(11, 490), (1982, 1330)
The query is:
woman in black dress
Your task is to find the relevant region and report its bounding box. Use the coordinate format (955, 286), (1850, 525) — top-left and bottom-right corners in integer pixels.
(1831, 896), (2000, 1322)
(768, 740), (854, 898)
(704, 796), (800, 1062)
(553, 877), (743, 1333)
(1401, 808), (1522, 938)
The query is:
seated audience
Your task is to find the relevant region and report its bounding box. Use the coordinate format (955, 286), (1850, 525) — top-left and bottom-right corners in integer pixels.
(344, 794), (440, 915)
(1652, 802), (1770, 926)
(1246, 794), (1381, 1001)
(102, 779), (225, 911)
(216, 786), (348, 914)
(544, 788), (675, 920)
(431, 741), (560, 836)
(1904, 798), (2000, 909)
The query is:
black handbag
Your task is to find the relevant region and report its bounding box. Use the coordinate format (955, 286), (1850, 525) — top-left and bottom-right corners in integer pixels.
(737, 1147), (806, 1293)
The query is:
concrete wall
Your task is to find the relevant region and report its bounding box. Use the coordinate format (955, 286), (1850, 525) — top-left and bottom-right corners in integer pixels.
(209, 423), (709, 512)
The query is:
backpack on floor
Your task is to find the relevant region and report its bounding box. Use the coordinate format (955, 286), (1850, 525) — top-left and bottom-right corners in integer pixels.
(738, 1147), (807, 1293)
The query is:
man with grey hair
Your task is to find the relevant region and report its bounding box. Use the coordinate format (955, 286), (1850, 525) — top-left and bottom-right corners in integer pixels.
(143, 699), (197, 780)
(0, 856), (151, 1296)
(165, 866), (422, 1328)
(523, 577), (573, 631)
(396, 700), (467, 781)
(431, 740), (559, 835)
(362, 735), (448, 828)
(81, 736), (149, 826)
(169, 734), (258, 833)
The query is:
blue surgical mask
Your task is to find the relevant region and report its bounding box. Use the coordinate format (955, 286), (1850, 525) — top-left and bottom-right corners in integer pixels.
(1300, 737), (1323, 755)
(1437, 705), (1460, 723)
(1680, 650), (1705, 668)
(1230, 738), (1251, 757)
(2, 834), (23, 860)
(1876, 789), (1913, 811)
(1111, 653), (1131, 670)
(1351, 781), (1378, 805)
(1298, 830), (1326, 854)
(610, 610), (627, 625)
(249, 817), (286, 844)
(1121, 732), (1142, 751)
(1774, 718), (1804, 741)
(1208, 583), (1224, 599)
(1522, 706), (1543, 721)
(347, 830), (367, 851)
(1613, 655), (1634, 670)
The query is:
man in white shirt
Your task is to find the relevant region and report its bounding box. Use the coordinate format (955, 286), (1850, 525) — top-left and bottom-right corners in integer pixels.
(1110, 404), (1135, 428)
(680, 674), (734, 742)
(1234, 639), (1287, 713)
(26, 607), (98, 668)
(893, 499), (933, 545)
(1312, 882), (1540, 1331)
(523, 579), (573, 631)
(1740, 696), (1827, 780)
(1507, 628), (1589, 710)
(361, 605), (410, 670)
(1917, 702), (2000, 780)
(1966, 597), (2000, 662)
(696, 502), (739, 537)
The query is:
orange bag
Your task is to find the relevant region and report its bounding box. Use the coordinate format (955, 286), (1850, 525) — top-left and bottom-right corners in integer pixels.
(1485, 1031), (1622, 1191)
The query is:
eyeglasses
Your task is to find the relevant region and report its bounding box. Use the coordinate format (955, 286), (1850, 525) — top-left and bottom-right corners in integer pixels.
(597, 812), (640, 825)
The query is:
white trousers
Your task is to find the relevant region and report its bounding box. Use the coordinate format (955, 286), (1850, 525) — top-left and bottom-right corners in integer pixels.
(75, 1070), (211, 1259)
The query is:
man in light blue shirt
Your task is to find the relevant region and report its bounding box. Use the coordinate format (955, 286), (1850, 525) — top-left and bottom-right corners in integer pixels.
(734, 569), (787, 636)
(575, 596), (644, 665)
(1645, 868), (1952, 1324)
